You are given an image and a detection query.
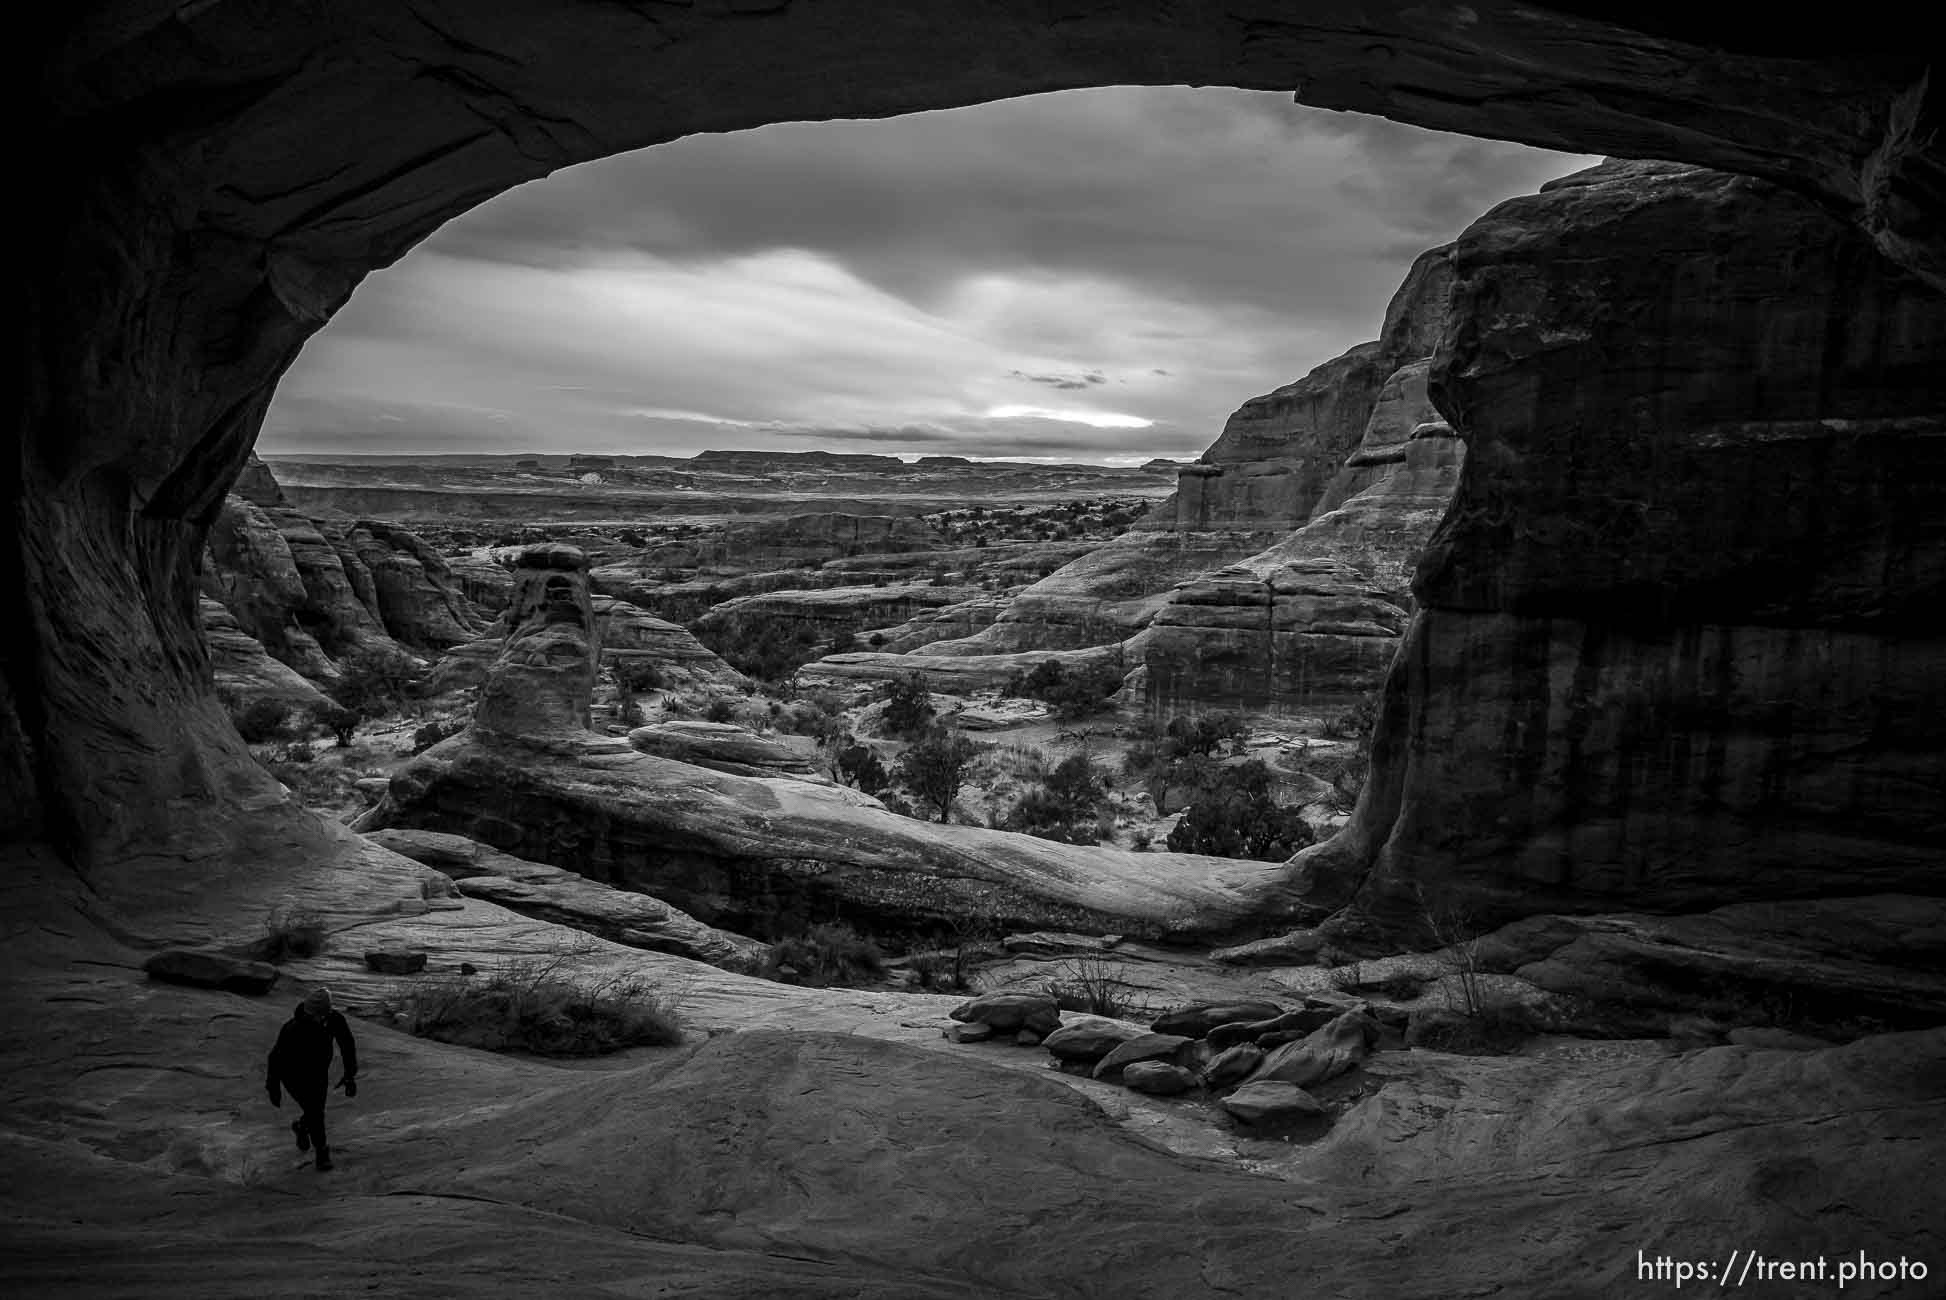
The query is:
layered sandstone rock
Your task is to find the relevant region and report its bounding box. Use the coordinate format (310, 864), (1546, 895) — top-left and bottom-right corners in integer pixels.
(1299, 159), (1946, 933)
(940, 247), (1454, 669)
(625, 721), (828, 783)
(198, 598), (334, 713)
(201, 458), (488, 684)
(358, 555), (1291, 941)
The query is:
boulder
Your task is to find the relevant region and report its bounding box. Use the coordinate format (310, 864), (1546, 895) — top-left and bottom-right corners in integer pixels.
(943, 1023), (994, 1044)
(1207, 1008), (1337, 1050)
(1121, 1061), (1200, 1096)
(142, 950), (279, 995)
(1041, 1020), (1146, 1065)
(1221, 1081), (1327, 1125)
(1247, 1012), (1376, 1089)
(1209, 930), (1327, 967)
(1202, 1044), (1266, 1088)
(1151, 1000), (1285, 1039)
(363, 949), (428, 975)
(949, 992), (1061, 1036)
(1091, 1033), (1193, 1082)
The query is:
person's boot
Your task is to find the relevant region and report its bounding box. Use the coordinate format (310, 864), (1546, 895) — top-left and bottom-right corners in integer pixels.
(314, 1144), (333, 1172)
(291, 1119), (310, 1152)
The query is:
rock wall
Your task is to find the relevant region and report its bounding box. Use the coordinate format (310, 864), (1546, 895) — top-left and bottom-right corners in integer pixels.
(201, 456), (489, 685)
(1299, 159), (1946, 933)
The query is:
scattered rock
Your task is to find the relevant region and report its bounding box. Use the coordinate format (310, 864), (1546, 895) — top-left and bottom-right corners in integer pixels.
(142, 950), (279, 995)
(950, 991), (1061, 1036)
(1041, 1020), (1145, 1065)
(1014, 1029), (1044, 1048)
(1247, 1012), (1375, 1089)
(1121, 1061), (1200, 1096)
(1202, 1044), (1265, 1088)
(363, 949), (427, 975)
(1206, 1007), (1336, 1050)
(943, 1023), (994, 1044)
(1221, 1081), (1327, 1125)
(1001, 931), (1119, 959)
(1091, 1033), (1194, 1082)
(1150, 1000), (1284, 1039)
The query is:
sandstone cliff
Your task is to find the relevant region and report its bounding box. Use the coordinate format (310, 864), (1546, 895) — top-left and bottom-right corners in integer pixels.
(1298, 159), (1946, 933)
(200, 456), (490, 685)
(929, 246), (1454, 672)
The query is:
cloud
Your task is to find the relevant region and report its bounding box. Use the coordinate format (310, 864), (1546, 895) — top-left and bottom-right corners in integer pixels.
(262, 87), (1595, 461)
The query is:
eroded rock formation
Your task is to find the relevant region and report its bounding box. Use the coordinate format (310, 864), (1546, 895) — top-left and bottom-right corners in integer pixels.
(360, 549), (1293, 941)
(1300, 159), (1946, 932)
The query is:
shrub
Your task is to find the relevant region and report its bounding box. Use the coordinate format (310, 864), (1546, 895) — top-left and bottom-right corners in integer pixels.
(395, 960), (683, 1056)
(837, 742), (891, 796)
(897, 729), (981, 823)
(411, 718), (464, 754)
(761, 922), (884, 988)
(257, 905), (327, 963)
(308, 702), (360, 748)
(1002, 753), (1108, 844)
(233, 698), (293, 744)
(694, 612), (822, 682)
(329, 648), (424, 719)
(703, 696), (737, 724)
(1165, 759), (1314, 861)
(1040, 957), (1149, 1020)
(879, 672), (935, 738)
(612, 659), (665, 696)
(618, 697), (645, 728)
(828, 627), (858, 655)
(1325, 694), (1380, 740)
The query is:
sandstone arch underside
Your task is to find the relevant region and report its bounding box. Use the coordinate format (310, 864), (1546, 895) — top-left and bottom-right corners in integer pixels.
(15, 4), (1944, 927)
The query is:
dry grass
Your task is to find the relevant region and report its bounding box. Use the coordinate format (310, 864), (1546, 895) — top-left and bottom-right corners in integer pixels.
(391, 955), (683, 1056)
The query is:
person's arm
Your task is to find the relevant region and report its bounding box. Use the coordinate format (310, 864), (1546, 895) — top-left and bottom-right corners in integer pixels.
(331, 1012), (358, 1082)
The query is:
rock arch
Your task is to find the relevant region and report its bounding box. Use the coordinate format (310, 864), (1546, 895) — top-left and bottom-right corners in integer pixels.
(14, 5), (1943, 908)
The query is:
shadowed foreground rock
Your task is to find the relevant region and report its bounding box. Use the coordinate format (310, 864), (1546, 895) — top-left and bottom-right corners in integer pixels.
(1300, 159), (1946, 934)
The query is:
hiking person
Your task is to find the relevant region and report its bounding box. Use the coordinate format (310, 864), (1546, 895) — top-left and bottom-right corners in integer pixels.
(265, 986), (358, 1170)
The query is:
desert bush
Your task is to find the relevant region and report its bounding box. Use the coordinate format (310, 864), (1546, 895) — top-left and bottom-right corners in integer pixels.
(761, 922), (884, 988)
(257, 905), (327, 963)
(1130, 827), (1153, 851)
(411, 718), (465, 754)
(394, 956), (682, 1055)
(612, 659), (665, 696)
(703, 696), (737, 724)
(1166, 759), (1314, 861)
(897, 729), (981, 823)
(828, 627), (859, 654)
(308, 702), (360, 747)
(619, 697), (646, 728)
(837, 742), (891, 796)
(1325, 694), (1381, 741)
(1004, 658), (1126, 720)
(232, 698), (294, 744)
(1040, 957), (1150, 1020)
(1002, 753), (1108, 844)
(329, 647), (425, 719)
(694, 612), (822, 682)
(879, 672), (935, 738)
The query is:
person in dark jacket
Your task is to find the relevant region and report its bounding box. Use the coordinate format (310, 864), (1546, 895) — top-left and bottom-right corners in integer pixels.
(266, 986), (358, 1170)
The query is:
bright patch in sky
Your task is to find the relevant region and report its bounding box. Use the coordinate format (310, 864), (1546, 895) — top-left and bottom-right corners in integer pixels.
(261, 87), (1596, 462)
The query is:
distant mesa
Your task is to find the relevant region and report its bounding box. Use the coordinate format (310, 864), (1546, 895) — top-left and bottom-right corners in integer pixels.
(1141, 458), (1189, 473)
(915, 455), (972, 467)
(514, 457), (541, 470)
(568, 454), (616, 471)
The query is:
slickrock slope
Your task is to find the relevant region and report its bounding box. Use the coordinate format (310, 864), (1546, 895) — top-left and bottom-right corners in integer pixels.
(1299, 160), (1946, 932)
(360, 548), (1294, 941)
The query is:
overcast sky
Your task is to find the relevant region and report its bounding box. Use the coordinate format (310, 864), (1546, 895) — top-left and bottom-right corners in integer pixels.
(260, 87), (1594, 464)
